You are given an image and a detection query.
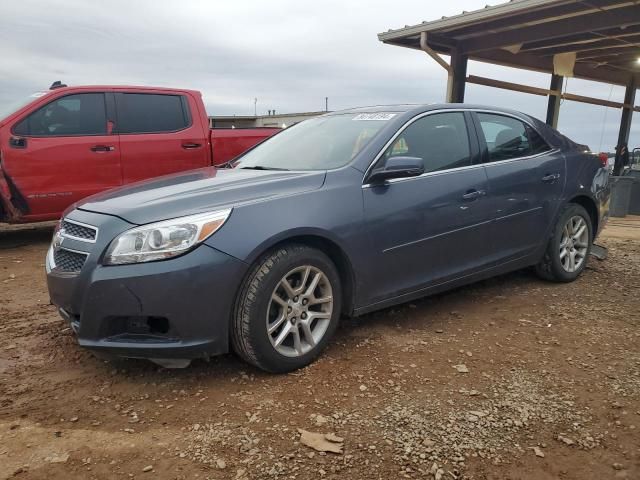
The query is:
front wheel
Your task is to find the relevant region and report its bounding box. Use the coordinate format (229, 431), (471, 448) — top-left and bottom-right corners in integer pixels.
(231, 244), (341, 373)
(535, 203), (592, 282)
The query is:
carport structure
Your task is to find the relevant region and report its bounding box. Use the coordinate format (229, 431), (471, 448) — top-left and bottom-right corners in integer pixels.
(378, 0), (640, 174)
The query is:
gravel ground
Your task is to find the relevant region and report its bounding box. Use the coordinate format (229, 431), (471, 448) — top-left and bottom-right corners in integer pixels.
(0, 218), (638, 479)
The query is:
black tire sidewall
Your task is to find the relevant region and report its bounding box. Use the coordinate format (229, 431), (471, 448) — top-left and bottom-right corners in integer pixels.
(243, 247), (342, 373)
(547, 204), (593, 282)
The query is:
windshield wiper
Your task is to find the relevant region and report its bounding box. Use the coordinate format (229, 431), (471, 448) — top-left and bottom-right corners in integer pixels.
(240, 166), (290, 171)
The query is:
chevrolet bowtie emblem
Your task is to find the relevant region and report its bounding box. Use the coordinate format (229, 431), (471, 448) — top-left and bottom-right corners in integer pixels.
(53, 228), (65, 250)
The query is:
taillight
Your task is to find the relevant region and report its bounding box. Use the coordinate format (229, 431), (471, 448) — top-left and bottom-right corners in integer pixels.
(598, 152), (608, 167)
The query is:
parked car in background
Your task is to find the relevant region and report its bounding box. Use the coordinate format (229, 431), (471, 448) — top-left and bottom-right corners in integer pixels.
(46, 104), (610, 372)
(0, 83), (279, 223)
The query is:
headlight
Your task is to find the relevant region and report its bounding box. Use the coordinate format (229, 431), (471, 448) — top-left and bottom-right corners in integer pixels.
(103, 209), (232, 265)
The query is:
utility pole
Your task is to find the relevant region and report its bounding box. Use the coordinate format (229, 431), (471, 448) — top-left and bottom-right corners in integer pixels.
(325, 97), (329, 112)
(254, 98), (257, 116)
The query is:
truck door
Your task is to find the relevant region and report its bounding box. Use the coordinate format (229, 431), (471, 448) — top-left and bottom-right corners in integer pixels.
(114, 92), (210, 183)
(3, 92), (121, 221)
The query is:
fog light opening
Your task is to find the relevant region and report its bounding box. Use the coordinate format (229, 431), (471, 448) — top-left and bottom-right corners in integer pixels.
(147, 316), (170, 335)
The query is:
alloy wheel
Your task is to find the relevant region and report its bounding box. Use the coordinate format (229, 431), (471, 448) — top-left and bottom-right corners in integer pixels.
(559, 215), (589, 273)
(266, 265), (334, 357)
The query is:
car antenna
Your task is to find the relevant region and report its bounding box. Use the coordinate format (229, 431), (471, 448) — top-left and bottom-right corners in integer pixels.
(49, 80), (67, 90)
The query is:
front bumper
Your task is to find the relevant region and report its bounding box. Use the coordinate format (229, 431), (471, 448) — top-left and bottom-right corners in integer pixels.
(46, 209), (247, 362)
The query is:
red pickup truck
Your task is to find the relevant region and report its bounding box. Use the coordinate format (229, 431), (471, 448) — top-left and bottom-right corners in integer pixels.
(0, 84), (279, 223)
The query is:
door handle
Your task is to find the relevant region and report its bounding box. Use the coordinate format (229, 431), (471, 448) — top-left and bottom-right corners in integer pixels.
(182, 142), (202, 149)
(541, 173), (560, 183)
(462, 189), (486, 201)
(9, 137), (27, 149)
(90, 145), (115, 152)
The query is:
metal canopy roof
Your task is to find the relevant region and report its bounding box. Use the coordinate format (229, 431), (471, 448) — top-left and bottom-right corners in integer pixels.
(378, 0), (640, 86)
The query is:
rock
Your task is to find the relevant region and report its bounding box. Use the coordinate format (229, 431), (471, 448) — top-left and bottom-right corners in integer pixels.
(613, 463), (624, 470)
(453, 364), (469, 373)
(45, 453), (69, 463)
(298, 429), (344, 454)
(359, 385), (367, 392)
(216, 459), (226, 469)
(69, 417), (78, 423)
(532, 446), (545, 458)
(313, 414), (329, 426)
(142, 465), (153, 472)
(557, 434), (575, 446)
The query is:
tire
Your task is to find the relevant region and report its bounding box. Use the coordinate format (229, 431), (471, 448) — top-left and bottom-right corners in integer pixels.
(535, 203), (592, 282)
(231, 244), (342, 373)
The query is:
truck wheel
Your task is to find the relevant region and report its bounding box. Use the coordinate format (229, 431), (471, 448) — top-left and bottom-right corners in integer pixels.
(231, 244), (341, 373)
(535, 203), (592, 282)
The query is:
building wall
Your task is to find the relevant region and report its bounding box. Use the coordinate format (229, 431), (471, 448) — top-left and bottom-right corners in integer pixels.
(210, 111), (327, 129)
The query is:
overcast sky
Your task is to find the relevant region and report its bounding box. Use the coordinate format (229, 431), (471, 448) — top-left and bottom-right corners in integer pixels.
(0, 0), (638, 151)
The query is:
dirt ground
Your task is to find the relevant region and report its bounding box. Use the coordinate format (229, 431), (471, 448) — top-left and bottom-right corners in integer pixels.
(0, 218), (639, 480)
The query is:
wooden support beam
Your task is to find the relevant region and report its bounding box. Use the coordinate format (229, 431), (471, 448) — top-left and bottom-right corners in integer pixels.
(533, 36), (640, 56)
(523, 26), (640, 51)
(467, 75), (552, 96)
(460, 5), (640, 54)
(466, 75), (640, 112)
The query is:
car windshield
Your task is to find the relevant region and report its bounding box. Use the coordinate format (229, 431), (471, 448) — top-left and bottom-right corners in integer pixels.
(234, 113), (396, 171)
(0, 92), (47, 121)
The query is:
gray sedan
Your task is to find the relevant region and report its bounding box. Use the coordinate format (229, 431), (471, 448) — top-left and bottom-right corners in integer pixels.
(46, 104), (610, 372)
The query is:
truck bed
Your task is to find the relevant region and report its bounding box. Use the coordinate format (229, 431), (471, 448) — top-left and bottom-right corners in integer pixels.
(210, 128), (280, 166)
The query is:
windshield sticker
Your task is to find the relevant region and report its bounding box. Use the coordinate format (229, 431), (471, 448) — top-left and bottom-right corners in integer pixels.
(352, 113), (397, 121)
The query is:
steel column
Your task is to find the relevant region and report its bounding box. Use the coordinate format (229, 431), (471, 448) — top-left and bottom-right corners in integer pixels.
(614, 77), (638, 176)
(545, 74), (563, 128)
(447, 49), (468, 103)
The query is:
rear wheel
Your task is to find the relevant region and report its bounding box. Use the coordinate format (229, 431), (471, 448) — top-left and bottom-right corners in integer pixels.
(231, 244), (341, 373)
(535, 203), (592, 282)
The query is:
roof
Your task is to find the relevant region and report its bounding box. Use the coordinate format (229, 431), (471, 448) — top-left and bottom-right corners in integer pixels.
(336, 102), (547, 119)
(211, 111), (328, 121)
(378, 0), (640, 86)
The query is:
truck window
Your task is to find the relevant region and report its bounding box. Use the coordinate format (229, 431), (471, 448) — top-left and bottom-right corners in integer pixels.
(13, 93), (107, 136)
(116, 93), (190, 134)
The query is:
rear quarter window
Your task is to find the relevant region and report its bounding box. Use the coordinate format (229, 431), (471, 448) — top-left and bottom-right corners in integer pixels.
(477, 113), (551, 162)
(116, 93), (190, 134)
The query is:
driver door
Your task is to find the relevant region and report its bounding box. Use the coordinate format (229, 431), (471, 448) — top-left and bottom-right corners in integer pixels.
(4, 92), (121, 220)
(361, 111), (492, 306)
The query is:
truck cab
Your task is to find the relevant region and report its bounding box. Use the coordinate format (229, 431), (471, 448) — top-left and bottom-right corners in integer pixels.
(0, 83), (279, 223)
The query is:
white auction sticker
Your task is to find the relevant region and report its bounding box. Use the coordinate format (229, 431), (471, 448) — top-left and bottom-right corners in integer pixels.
(352, 113), (397, 121)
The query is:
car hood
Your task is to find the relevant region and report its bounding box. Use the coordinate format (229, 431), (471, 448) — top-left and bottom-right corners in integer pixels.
(78, 167), (326, 225)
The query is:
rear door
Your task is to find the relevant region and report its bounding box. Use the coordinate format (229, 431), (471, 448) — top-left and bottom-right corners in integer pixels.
(473, 112), (565, 263)
(362, 111), (492, 305)
(115, 92), (209, 183)
(3, 92), (121, 220)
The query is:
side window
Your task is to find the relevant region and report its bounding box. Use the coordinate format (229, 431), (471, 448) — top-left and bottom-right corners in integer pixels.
(116, 94), (189, 134)
(13, 93), (107, 136)
(525, 124), (552, 155)
(383, 112), (472, 173)
(477, 113), (550, 162)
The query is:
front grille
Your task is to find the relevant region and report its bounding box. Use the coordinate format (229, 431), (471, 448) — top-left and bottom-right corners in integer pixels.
(62, 220), (97, 241)
(53, 248), (88, 273)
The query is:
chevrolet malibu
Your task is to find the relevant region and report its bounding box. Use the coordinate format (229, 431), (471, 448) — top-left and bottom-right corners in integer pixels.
(46, 104), (610, 372)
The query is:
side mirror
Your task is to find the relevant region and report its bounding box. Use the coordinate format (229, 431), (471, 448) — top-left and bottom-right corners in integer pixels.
(367, 156), (424, 184)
